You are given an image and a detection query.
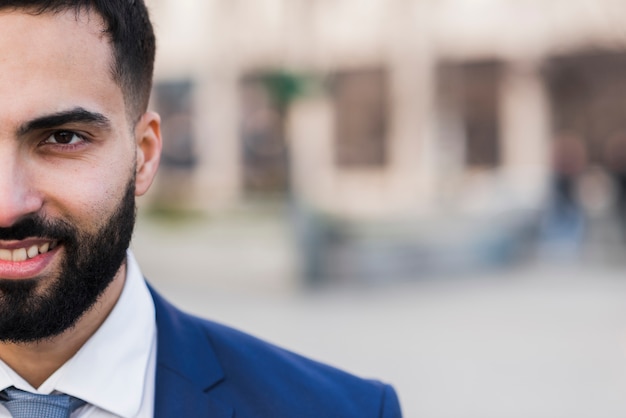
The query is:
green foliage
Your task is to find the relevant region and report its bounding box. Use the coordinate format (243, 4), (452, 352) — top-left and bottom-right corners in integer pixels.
(259, 70), (311, 111)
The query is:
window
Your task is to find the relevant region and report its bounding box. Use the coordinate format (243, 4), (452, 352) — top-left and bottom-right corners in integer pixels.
(333, 68), (389, 168)
(460, 61), (502, 168)
(153, 80), (197, 169)
(438, 60), (502, 168)
(545, 51), (626, 163)
(239, 73), (289, 194)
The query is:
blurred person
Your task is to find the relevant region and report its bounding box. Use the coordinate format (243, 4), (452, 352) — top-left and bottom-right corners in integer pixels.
(603, 132), (626, 240)
(0, 1), (402, 417)
(539, 133), (588, 256)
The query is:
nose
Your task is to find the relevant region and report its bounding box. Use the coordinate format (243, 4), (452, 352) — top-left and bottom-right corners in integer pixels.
(0, 152), (43, 228)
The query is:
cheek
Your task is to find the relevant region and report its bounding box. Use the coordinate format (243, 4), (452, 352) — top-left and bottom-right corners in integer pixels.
(37, 160), (134, 229)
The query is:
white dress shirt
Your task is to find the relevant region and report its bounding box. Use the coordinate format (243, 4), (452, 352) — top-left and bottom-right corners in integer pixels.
(0, 250), (157, 418)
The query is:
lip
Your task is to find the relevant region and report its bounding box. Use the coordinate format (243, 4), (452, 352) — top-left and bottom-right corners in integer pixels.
(0, 245), (60, 280)
(0, 239), (53, 251)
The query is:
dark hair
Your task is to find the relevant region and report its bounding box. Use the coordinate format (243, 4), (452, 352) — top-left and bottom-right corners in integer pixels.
(0, 0), (156, 122)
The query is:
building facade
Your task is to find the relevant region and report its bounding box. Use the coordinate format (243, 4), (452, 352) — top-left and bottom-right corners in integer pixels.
(146, 0), (626, 224)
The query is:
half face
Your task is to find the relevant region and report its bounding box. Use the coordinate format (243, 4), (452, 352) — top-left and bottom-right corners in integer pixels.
(0, 9), (161, 341)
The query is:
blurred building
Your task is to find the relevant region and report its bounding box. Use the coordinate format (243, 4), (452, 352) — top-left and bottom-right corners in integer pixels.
(144, 0), (626, 278)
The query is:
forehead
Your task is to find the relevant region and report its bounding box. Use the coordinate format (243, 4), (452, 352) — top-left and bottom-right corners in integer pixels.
(0, 9), (124, 127)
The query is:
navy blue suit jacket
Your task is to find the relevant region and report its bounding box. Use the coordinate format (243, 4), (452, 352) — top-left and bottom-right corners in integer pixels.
(148, 286), (403, 417)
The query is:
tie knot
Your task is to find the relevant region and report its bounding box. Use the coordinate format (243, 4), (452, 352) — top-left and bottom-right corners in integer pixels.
(0, 387), (85, 418)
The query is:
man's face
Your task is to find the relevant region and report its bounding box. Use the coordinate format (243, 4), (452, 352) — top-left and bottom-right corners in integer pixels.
(0, 9), (161, 341)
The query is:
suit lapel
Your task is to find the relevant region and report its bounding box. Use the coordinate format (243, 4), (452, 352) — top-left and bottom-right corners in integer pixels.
(148, 285), (234, 418)
(153, 367), (233, 418)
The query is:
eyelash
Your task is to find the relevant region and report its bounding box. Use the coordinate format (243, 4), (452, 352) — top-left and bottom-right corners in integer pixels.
(40, 130), (90, 150)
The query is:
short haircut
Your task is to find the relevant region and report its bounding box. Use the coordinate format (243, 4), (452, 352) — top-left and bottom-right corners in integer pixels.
(0, 0), (156, 123)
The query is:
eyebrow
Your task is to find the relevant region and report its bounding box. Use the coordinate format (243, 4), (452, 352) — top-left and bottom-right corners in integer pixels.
(17, 107), (112, 136)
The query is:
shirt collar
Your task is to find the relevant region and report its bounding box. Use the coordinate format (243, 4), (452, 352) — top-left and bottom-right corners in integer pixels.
(0, 250), (156, 418)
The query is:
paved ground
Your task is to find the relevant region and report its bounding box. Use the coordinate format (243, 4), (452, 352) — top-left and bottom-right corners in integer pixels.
(131, 212), (626, 418)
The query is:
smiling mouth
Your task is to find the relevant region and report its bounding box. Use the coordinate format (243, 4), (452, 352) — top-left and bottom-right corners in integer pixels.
(0, 241), (58, 262)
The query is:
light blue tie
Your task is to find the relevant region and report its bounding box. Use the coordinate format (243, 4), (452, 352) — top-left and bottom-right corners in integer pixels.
(0, 386), (86, 418)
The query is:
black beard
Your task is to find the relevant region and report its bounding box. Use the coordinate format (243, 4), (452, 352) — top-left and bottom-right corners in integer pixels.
(0, 178), (136, 343)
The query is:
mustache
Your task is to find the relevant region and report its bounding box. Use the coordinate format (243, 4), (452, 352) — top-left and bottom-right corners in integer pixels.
(0, 216), (74, 241)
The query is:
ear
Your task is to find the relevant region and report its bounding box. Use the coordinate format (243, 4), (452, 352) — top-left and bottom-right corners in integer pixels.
(134, 111), (162, 196)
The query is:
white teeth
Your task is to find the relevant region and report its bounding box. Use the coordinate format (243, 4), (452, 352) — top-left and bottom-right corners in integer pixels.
(0, 241), (57, 262)
(27, 246), (39, 259)
(39, 242), (50, 254)
(12, 248), (27, 262)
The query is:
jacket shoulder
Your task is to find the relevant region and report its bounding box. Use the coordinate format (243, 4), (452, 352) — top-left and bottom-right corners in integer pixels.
(197, 316), (402, 418)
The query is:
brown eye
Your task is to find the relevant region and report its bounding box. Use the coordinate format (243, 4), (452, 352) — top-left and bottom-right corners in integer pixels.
(45, 131), (83, 145)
